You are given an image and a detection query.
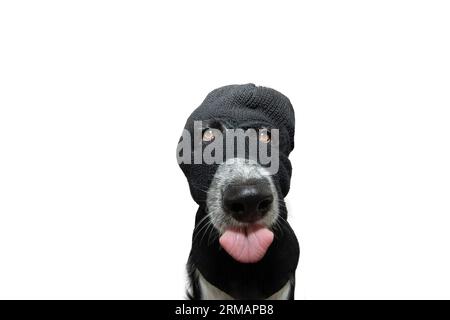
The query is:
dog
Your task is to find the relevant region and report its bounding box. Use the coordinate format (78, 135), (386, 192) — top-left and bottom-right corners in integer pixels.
(177, 84), (299, 300)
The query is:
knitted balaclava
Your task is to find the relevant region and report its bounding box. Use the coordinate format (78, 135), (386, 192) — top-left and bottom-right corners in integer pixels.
(179, 83), (295, 208)
(177, 84), (299, 299)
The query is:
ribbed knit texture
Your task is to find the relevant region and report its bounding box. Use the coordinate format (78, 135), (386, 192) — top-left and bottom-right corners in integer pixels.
(190, 83), (295, 151)
(180, 83), (296, 205)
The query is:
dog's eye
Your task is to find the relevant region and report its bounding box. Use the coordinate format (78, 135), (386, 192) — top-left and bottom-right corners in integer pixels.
(259, 129), (271, 143)
(202, 128), (216, 142)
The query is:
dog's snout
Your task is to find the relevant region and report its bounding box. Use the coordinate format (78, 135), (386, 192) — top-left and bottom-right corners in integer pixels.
(223, 182), (274, 223)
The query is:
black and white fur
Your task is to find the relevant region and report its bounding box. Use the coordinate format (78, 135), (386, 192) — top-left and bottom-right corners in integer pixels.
(187, 158), (296, 300)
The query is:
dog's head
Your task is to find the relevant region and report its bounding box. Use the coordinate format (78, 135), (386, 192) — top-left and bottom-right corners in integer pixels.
(177, 84), (295, 263)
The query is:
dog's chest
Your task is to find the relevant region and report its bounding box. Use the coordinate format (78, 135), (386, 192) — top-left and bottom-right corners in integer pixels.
(197, 270), (291, 300)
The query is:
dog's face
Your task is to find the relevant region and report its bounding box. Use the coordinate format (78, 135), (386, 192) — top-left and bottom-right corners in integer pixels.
(178, 85), (298, 299)
(179, 116), (293, 263)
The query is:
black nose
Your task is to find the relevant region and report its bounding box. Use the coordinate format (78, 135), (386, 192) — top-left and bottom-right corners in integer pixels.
(223, 182), (274, 223)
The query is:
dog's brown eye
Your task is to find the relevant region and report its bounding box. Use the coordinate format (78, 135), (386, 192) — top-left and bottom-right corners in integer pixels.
(259, 129), (271, 143)
(202, 129), (216, 142)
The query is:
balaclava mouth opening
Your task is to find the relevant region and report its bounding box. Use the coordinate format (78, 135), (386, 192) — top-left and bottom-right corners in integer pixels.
(177, 83), (299, 299)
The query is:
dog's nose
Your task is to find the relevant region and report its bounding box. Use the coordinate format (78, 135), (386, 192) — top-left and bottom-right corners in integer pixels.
(223, 182), (274, 223)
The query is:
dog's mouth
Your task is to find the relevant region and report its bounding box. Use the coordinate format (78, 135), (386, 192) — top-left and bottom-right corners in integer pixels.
(219, 224), (274, 263)
(206, 158), (279, 264)
(218, 181), (275, 263)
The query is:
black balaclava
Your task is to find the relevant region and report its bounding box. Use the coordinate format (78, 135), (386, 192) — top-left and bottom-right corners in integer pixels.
(178, 84), (299, 299)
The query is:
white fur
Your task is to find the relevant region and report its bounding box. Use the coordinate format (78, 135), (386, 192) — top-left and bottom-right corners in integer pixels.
(197, 270), (291, 300)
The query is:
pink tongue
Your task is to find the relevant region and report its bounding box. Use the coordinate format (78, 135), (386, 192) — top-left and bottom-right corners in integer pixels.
(219, 225), (274, 263)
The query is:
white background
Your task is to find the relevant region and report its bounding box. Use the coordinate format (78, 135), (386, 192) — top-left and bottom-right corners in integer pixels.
(0, 1), (449, 299)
